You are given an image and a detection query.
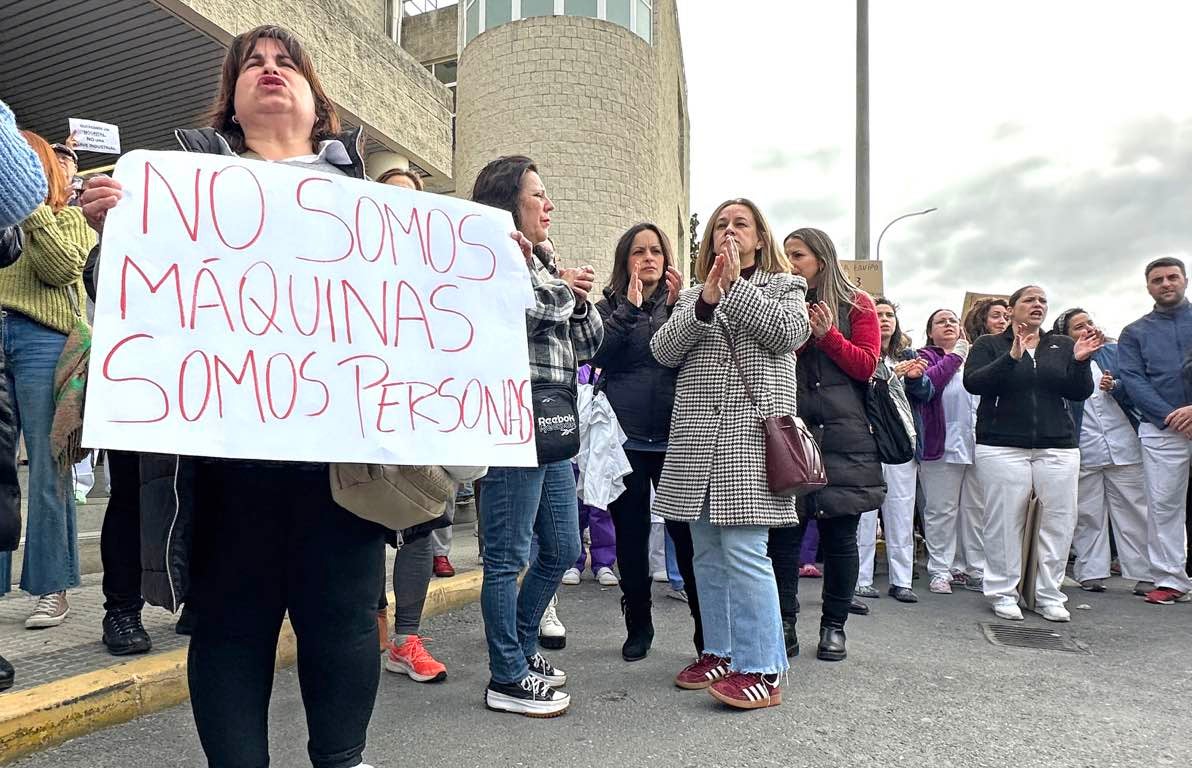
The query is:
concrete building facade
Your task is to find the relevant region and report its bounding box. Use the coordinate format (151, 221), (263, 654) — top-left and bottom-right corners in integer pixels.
(2, 0), (688, 282)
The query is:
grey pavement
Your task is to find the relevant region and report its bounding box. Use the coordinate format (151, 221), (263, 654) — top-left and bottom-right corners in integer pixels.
(0, 519), (480, 693)
(13, 572), (1192, 768)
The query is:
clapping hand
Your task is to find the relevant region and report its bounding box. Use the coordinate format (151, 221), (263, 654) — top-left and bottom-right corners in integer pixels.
(809, 301), (833, 339)
(664, 266), (683, 306)
(894, 358), (928, 379)
(1009, 322), (1036, 360)
(1073, 326), (1106, 362)
(627, 269), (644, 307)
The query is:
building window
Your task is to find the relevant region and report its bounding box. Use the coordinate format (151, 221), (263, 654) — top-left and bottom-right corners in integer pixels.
(462, 0), (652, 44)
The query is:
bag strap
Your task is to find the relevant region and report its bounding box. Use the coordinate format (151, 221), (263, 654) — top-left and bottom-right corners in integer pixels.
(718, 321), (764, 419)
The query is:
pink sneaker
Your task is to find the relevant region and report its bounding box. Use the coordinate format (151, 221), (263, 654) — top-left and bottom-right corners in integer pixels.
(798, 564), (823, 578)
(385, 636), (447, 682)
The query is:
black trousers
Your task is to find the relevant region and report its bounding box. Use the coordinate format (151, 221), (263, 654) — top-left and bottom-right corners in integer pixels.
(101, 450), (143, 614)
(770, 510), (861, 629)
(606, 449), (703, 653)
(187, 462), (385, 768)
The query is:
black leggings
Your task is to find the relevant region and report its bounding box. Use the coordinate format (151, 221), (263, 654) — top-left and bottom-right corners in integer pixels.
(606, 449), (703, 653)
(770, 512), (861, 629)
(101, 450), (142, 614)
(187, 462), (385, 768)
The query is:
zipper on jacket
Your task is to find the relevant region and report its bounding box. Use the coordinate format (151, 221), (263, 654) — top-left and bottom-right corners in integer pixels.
(1029, 351), (1038, 447)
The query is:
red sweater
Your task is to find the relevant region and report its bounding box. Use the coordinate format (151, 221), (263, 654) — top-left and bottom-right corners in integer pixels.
(799, 291), (880, 382)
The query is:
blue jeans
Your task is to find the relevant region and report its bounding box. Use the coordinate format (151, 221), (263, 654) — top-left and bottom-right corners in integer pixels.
(480, 461), (581, 683)
(0, 312), (79, 596)
(665, 528), (684, 591)
(690, 510), (787, 675)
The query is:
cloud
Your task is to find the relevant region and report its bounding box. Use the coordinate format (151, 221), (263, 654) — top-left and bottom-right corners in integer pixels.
(751, 146), (841, 173)
(992, 122), (1024, 141)
(772, 195), (848, 224)
(882, 115), (1192, 335)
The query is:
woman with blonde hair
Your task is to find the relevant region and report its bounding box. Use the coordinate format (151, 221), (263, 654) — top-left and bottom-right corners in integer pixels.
(0, 130), (94, 629)
(651, 198), (809, 710)
(777, 227), (884, 662)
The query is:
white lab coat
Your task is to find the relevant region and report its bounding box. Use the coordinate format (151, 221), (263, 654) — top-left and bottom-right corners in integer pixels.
(574, 383), (633, 510)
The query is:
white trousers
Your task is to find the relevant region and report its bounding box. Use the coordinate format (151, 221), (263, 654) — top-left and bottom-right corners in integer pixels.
(1138, 424), (1192, 592)
(1073, 463), (1151, 583)
(858, 460), (917, 588)
(975, 445), (1080, 607)
(919, 461), (985, 579)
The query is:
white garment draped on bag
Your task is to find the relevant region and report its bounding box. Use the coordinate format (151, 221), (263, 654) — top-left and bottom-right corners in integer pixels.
(574, 383), (633, 510)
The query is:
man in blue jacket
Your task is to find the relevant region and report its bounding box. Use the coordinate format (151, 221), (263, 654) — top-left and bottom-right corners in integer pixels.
(1118, 257), (1192, 605)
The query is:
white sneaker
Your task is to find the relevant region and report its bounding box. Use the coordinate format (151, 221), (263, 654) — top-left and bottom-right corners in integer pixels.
(561, 568), (581, 586)
(1061, 575), (1080, 589)
(652, 570), (668, 583)
(26, 592), (69, 629)
(992, 598), (1024, 622)
(539, 594), (566, 649)
(1037, 603), (1071, 622)
(595, 567), (619, 587)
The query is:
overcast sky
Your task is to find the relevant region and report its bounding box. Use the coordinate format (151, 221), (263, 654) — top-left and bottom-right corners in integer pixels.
(679, 0), (1192, 339)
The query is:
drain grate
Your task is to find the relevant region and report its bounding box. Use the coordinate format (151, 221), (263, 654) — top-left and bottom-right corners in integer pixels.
(980, 623), (1089, 654)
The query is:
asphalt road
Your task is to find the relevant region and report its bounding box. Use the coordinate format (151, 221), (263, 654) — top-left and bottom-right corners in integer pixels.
(15, 575), (1192, 768)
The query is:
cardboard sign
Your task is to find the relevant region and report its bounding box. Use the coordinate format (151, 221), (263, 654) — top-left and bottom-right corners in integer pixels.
(839, 259), (885, 297)
(68, 118), (121, 154)
(83, 150), (539, 466)
(960, 291), (1010, 325)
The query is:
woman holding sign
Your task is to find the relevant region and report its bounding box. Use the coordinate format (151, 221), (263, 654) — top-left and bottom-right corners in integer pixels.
(964, 286), (1100, 623)
(0, 130), (94, 629)
(471, 155), (603, 718)
(80, 26), (386, 768)
(651, 199), (809, 710)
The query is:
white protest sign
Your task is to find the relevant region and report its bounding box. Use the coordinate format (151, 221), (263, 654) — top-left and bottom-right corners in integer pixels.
(83, 149), (539, 466)
(68, 118), (122, 154)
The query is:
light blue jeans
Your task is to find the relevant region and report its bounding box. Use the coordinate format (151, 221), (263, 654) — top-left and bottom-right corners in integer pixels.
(479, 461), (581, 684)
(690, 510), (787, 675)
(0, 311), (79, 596)
(665, 527), (684, 591)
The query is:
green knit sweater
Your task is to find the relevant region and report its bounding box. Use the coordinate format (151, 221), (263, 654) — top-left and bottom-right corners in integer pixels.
(0, 204), (94, 335)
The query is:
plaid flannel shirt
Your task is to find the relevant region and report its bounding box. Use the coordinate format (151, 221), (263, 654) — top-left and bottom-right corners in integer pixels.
(525, 254), (604, 387)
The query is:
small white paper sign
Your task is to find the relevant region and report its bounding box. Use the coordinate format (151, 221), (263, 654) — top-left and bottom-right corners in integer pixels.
(68, 118), (121, 154)
(83, 149), (539, 466)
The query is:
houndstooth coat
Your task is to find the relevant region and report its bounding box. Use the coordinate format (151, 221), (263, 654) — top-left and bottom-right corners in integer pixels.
(650, 270), (810, 527)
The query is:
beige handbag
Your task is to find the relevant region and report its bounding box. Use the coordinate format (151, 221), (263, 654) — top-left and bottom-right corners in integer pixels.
(330, 463), (487, 531)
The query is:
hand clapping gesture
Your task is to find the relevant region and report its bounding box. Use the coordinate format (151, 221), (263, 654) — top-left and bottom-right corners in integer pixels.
(1009, 322), (1037, 360)
(664, 265), (683, 306)
(1073, 326), (1106, 362)
(809, 301), (833, 339)
(700, 234), (742, 305)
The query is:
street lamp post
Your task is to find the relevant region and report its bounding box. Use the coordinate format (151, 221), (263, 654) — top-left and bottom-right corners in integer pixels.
(875, 207), (938, 261)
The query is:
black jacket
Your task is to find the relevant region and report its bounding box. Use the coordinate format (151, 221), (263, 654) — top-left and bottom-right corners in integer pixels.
(590, 287), (677, 445)
(135, 126), (366, 611)
(0, 226), (22, 551)
(795, 304), (886, 518)
(963, 328), (1093, 449)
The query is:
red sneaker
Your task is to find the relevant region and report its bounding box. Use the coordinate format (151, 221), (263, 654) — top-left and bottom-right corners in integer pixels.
(709, 671), (782, 710)
(1145, 587), (1191, 605)
(433, 555), (455, 578)
(385, 635), (447, 682)
(798, 564), (823, 578)
(674, 653), (730, 690)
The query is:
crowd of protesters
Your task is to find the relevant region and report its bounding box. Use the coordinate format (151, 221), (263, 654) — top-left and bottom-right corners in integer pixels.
(1, 21), (1191, 767)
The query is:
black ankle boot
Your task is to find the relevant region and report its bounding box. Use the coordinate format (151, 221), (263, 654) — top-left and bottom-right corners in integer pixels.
(0, 654), (14, 692)
(817, 625), (847, 662)
(621, 597), (654, 662)
(782, 619), (799, 658)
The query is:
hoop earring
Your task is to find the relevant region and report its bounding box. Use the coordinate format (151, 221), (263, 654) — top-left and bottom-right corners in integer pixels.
(232, 115), (240, 125)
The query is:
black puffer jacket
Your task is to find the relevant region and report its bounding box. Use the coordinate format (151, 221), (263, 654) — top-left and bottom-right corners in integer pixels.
(130, 127), (366, 611)
(0, 226), (22, 551)
(964, 327), (1093, 449)
(795, 301), (886, 518)
(590, 287), (677, 445)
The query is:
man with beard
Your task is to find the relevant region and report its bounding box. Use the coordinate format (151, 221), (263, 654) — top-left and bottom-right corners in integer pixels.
(1119, 257), (1192, 604)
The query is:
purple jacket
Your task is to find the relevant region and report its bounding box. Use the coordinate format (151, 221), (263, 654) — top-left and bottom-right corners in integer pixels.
(916, 345), (965, 462)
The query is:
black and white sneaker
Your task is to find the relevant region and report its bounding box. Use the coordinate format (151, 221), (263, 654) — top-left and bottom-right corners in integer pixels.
(485, 676), (570, 718)
(526, 652), (566, 687)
